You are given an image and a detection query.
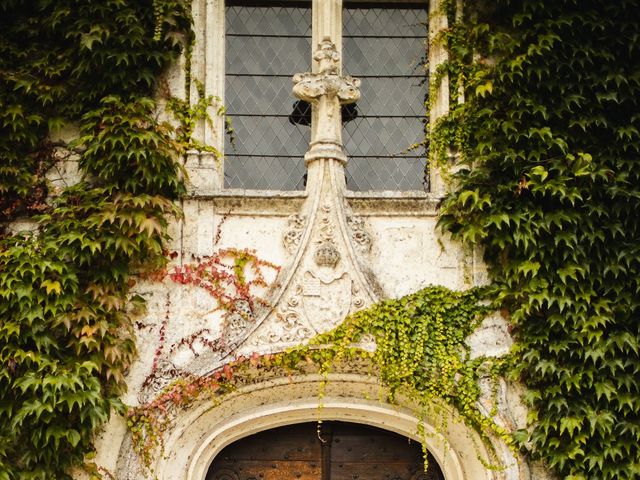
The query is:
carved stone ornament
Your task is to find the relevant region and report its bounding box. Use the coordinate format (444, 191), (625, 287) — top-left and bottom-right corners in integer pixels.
(137, 357), (180, 404)
(293, 39), (360, 99)
(314, 241), (341, 268)
(223, 309), (253, 347)
(318, 203), (336, 242)
(314, 37), (340, 74)
(283, 213), (306, 254)
(350, 282), (366, 311)
(250, 286), (315, 346)
(302, 271), (352, 331)
(346, 215), (372, 254)
(293, 37), (361, 164)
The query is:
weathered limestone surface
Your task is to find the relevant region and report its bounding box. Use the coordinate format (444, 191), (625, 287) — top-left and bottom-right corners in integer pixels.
(69, 1), (551, 478)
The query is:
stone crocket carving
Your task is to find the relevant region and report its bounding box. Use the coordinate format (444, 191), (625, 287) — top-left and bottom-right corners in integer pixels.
(293, 37), (361, 163)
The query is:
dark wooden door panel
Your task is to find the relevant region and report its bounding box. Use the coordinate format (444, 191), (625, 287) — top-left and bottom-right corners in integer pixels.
(208, 424), (322, 480)
(209, 461), (321, 480)
(215, 425), (321, 461)
(329, 423), (443, 480)
(330, 430), (423, 462)
(330, 462), (428, 479)
(206, 422), (444, 480)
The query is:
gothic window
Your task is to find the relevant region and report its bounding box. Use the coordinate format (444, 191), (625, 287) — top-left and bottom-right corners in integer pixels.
(223, 0), (428, 191)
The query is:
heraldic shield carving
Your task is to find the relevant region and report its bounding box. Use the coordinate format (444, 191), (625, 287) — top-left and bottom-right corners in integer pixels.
(302, 271), (352, 332)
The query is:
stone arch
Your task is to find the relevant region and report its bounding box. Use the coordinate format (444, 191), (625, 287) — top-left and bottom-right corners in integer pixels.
(116, 371), (527, 480)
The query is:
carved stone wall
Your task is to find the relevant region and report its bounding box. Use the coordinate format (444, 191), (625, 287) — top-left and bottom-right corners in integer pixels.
(79, 0), (549, 479)
(94, 175), (530, 479)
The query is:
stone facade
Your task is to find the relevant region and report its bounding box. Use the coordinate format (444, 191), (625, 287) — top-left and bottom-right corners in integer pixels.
(81, 1), (551, 479)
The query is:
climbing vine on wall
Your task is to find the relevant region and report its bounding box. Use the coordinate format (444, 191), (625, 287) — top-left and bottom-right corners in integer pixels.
(140, 248), (280, 393)
(0, 1), (191, 478)
(127, 285), (512, 471)
(168, 248), (278, 313)
(434, 1), (640, 478)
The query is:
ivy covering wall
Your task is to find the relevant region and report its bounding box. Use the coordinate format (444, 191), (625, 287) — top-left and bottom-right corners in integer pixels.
(0, 1), (191, 478)
(1, 0), (639, 479)
(435, 1), (640, 478)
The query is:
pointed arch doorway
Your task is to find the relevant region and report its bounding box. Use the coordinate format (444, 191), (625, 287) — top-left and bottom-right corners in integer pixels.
(206, 421), (445, 480)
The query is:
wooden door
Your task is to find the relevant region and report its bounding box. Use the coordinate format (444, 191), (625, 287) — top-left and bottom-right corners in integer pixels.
(207, 422), (444, 480)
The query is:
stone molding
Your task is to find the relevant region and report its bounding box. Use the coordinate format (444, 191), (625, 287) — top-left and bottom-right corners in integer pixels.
(116, 371), (527, 480)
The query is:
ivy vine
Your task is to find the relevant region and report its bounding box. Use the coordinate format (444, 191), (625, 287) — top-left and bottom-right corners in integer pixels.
(0, 1), (191, 478)
(139, 248), (279, 395)
(4, 1), (638, 480)
(434, 1), (640, 478)
(127, 285), (512, 472)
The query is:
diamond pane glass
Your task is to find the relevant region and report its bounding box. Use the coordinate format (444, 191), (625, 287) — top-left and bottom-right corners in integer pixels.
(343, 5), (426, 37)
(343, 36), (426, 77)
(227, 118), (310, 157)
(225, 2), (311, 190)
(343, 117), (426, 158)
(226, 75), (306, 116)
(224, 156), (307, 190)
(346, 157), (428, 191)
(226, 4), (311, 36)
(343, 4), (429, 191)
(355, 77), (426, 116)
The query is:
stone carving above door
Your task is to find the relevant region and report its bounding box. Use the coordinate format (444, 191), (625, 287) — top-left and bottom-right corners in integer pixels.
(346, 214), (373, 255)
(239, 160), (382, 354)
(301, 271), (351, 331)
(247, 285), (315, 347)
(283, 213), (306, 255)
(233, 40), (383, 356)
(165, 38), (383, 376)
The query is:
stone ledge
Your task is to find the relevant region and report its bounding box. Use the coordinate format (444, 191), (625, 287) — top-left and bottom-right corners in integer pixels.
(187, 189), (307, 199)
(184, 189), (308, 216)
(185, 189), (443, 217)
(346, 190), (442, 216)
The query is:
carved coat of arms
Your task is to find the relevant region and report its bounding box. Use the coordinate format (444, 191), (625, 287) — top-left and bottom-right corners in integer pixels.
(302, 270), (352, 331)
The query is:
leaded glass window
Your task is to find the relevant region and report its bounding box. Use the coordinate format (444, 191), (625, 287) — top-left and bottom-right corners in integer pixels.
(343, 2), (429, 191)
(225, 1), (311, 190)
(224, 1), (428, 192)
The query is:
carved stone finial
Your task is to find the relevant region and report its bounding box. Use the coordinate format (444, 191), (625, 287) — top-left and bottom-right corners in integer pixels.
(314, 36), (340, 75)
(293, 40), (360, 105)
(292, 39), (361, 164)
